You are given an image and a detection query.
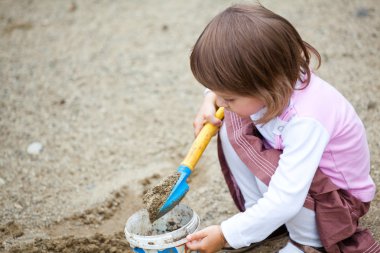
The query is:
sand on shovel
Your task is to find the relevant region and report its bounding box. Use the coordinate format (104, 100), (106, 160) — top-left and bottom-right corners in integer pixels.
(143, 172), (181, 223)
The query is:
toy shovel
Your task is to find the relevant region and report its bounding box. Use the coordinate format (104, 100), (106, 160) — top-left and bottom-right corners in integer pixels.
(149, 107), (225, 221)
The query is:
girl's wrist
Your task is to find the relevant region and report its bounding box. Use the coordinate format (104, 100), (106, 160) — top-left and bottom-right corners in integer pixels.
(217, 225), (227, 246)
(203, 88), (214, 97)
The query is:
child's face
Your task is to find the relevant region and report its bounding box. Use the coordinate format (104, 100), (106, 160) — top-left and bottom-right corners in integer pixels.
(214, 90), (265, 118)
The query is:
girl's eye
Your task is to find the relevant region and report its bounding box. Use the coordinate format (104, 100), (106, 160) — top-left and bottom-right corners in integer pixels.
(225, 99), (234, 103)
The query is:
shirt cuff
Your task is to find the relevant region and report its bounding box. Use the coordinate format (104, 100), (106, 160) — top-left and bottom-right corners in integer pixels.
(203, 88), (212, 96)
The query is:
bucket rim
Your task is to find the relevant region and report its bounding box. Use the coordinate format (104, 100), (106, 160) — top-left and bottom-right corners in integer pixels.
(124, 204), (200, 250)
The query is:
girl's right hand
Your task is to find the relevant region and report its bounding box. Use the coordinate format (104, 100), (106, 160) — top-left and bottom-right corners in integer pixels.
(186, 225), (227, 253)
(193, 90), (222, 137)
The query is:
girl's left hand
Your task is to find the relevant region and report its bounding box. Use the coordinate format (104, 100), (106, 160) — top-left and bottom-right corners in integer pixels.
(186, 225), (226, 253)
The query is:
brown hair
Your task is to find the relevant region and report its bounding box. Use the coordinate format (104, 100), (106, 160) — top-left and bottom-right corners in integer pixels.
(190, 4), (321, 124)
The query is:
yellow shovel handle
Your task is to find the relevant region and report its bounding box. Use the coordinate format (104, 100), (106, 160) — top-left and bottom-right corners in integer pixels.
(181, 107), (224, 170)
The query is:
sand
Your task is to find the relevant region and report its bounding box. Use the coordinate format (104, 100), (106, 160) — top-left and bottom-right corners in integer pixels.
(0, 0), (379, 252)
(143, 171), (181, 222)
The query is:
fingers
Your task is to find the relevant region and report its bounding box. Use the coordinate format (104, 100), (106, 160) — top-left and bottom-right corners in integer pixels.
(193, 113), (222, 137)
(193, 115), (220, 136)
(205, 114), (222, 127)
(185, 226), (227, 253)
(186, 239), (203, 251)
(193, 115), (206, 137)
(193, 90), (219, 137)
(186, 230), (207, 251)
(193, 109), (221, 136)
(187, 229), (208, 241)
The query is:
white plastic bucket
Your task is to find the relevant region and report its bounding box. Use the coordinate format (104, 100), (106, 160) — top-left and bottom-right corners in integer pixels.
(125, 204), (200, 253)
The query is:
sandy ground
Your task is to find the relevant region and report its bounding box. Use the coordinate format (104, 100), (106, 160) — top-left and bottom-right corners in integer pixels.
(0, 0), (379, 252)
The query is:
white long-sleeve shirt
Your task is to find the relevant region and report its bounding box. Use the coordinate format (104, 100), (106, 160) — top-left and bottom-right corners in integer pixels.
(220, 112), (330, 248)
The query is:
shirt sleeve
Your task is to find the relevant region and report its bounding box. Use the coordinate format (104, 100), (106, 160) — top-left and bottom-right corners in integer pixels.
(221, 117), (330, 248)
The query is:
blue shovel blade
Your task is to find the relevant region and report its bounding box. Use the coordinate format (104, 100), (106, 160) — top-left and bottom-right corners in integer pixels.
(158, 165), (192, 218)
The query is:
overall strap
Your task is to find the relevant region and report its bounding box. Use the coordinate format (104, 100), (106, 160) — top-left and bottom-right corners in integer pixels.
(223, 110), (315, 210)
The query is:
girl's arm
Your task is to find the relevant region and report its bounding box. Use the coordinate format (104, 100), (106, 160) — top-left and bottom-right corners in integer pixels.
(221, 117), (330, 248)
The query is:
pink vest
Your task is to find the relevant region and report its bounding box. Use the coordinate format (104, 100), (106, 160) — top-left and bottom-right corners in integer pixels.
(275, 74), (375, 202)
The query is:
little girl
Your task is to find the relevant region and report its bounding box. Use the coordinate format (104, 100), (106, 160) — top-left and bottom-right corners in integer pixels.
(185, 4), (378, 253)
